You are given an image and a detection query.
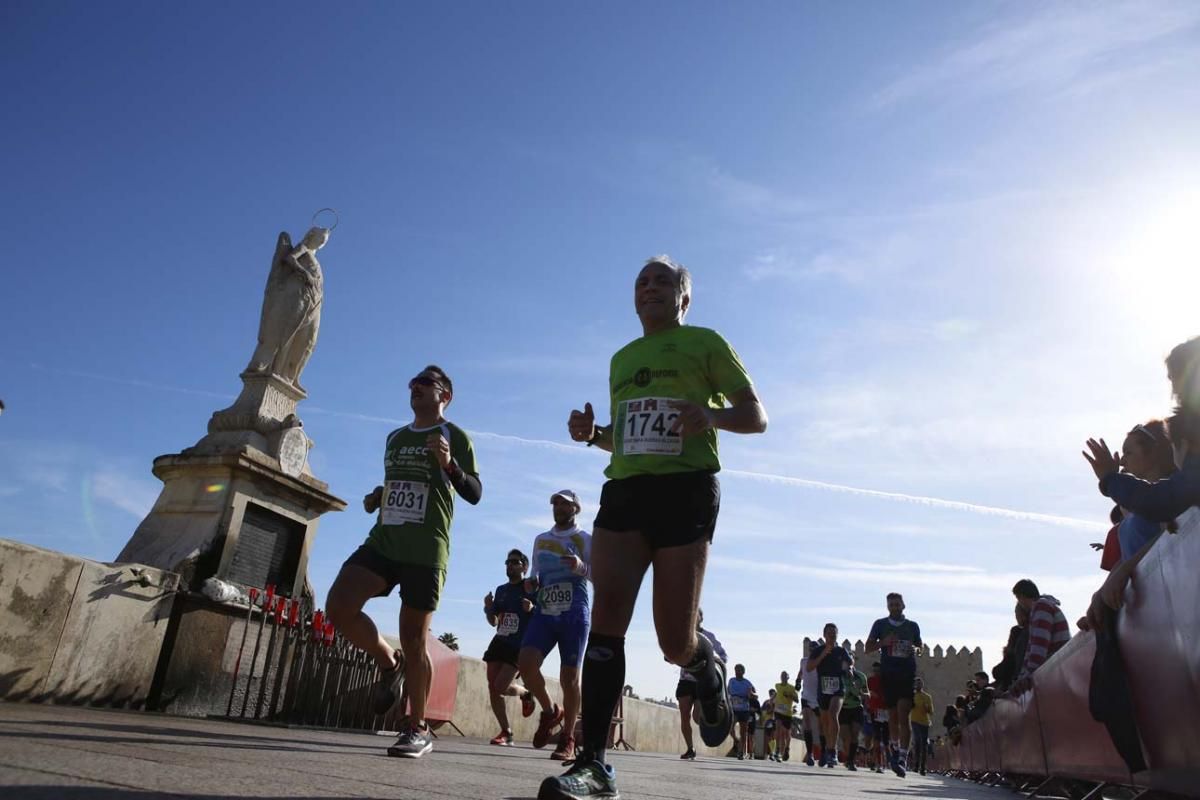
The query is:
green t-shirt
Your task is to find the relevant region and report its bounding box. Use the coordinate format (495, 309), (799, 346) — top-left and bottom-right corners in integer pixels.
(365, 421), (477, 570)
(606, 325), (753, 480)
(842, 669), (868, 710)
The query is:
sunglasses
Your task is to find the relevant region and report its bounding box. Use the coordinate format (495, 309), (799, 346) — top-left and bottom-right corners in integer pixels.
(505, 559), (526, 566)
(409, 375), (446, 392)
(1128, 423), (1160, 442)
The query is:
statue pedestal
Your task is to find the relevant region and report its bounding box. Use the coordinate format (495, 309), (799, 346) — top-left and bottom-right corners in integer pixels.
(115, 448), (345, 597)
(188, 373), (312, 476)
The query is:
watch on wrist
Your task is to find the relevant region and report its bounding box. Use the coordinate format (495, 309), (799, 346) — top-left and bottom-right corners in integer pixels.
(586, 426), (603, 446)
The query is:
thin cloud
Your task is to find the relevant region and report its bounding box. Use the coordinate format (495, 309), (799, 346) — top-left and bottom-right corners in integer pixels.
(723, 468), (1102, 531)
(91, 470), (158, 519)
(869, 3), (1200, 110)
(37, 364), (1101, 531)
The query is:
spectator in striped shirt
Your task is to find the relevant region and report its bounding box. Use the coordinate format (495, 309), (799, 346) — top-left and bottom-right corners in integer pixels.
(1010, 579), (1070, 689)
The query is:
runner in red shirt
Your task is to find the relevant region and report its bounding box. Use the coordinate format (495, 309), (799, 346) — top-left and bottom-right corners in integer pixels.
(866, 663), (889, 773)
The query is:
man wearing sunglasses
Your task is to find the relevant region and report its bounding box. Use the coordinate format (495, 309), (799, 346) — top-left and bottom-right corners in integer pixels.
(483, 548), (537, 746)
(540, 256), (768, 800)
(325, 364), (481, 759)
(520, 489), (593, 761)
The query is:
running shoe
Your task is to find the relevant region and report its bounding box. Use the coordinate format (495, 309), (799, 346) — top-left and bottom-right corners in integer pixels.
(874, 765), (884, 773)
(387, 724), (432, 758)
(490, 729), (513, 746)
(846, 761), (858, 771)
(537, 757), (619, 800)
(803, 752), (815, 767)
(695, 658), (732, 748)
(533, 704), (564, 749)
(370, 650), (404, 716)
(890, 749), (907, 778)
(680, 748), (696, 760)
(552, 736), (577, 762)
(782, 749), (789, 761)
(521, 691), (536, 718)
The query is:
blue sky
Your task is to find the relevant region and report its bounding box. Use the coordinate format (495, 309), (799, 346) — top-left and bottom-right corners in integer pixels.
(3, 1), (1199, 704)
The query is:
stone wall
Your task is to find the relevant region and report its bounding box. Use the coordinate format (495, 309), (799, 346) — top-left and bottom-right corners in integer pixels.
(804, 636), (984, 734)
(0, 538), (179, 708)
(450, 654), (730, 757)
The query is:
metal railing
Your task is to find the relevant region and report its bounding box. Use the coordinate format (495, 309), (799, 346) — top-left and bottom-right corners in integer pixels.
(221, 585), (392, 731)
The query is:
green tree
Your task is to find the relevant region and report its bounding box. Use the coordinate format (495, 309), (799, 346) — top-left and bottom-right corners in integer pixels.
(437, 632), (459, 651)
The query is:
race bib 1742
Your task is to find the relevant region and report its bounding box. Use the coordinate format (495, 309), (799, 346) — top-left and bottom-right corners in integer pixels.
(619, 397), (683, 456)
(382, 480), (429, 525)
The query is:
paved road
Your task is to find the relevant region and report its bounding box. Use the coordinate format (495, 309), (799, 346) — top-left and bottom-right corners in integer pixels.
(0, 702), (1010, 800)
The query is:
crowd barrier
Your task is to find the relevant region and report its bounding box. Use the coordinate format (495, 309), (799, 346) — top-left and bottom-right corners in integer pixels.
(931, 507), (1200, 796)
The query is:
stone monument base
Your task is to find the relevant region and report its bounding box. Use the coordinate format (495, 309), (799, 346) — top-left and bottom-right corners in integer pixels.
(116, 448), (344, 598)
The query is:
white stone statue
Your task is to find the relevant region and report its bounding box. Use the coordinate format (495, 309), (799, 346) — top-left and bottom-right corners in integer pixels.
(245, 226), (329, 392)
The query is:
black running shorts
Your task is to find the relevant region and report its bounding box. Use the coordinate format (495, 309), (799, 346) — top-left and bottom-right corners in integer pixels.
(838, 706), (864, 726)
(482, 638), (520, 667)
(881, 668), (916, 707)
(343, 544), (444, 612)
(593, 471), (720, 549)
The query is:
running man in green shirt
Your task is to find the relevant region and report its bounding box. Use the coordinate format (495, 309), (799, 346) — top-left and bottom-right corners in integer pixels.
(325, 364), (481, 759)
(539, 256), (768, 800)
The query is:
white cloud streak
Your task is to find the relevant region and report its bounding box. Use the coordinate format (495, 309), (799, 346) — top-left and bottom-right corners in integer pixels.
(36, 365), (1103, 531)
(869, 3), (1200, 110)
(91, 469), (158, 518)
(722, 468), (1103, 531)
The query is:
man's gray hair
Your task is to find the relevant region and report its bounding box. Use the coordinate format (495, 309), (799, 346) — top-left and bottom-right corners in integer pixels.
(645, 254), (692, 313)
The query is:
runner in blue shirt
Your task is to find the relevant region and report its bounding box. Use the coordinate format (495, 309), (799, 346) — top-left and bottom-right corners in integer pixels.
(727, 664), (757, 760)
(520, 490), (592, 761)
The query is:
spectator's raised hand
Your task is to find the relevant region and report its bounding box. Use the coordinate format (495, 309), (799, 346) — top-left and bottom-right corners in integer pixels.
(1083, 438), (1120, 480)
(1089, 542), (1104, 551)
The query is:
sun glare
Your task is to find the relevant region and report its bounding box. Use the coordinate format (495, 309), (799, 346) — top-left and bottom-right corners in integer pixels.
(1110, 190), (1200, 347)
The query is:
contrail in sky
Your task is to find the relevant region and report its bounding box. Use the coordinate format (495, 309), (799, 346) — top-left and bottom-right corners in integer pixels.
(26, 363), (1102, 531)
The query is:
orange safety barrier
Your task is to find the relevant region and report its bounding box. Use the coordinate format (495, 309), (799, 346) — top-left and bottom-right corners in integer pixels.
(942, 507), (1200, 796)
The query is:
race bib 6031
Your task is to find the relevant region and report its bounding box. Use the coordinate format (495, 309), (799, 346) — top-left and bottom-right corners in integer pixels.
(382, 480), (429, 525)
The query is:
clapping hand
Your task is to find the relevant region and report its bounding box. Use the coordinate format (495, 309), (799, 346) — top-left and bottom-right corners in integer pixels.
(1083, 438), (1120, 481)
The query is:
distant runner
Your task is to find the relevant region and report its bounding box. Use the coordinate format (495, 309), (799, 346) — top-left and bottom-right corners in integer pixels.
(728, 664), (758, 760)
(675, 610), (727, 760)
(839, 656), (868, 771)
(483, 548), (537, 745)
(806, 623), (852, 768)
(520, 490), (592, 761)
(772, 670), (798, 762)
(866, 592), (923, 777)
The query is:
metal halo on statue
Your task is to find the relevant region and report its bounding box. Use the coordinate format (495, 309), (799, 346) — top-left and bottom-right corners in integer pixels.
(311, 208), (339, 231)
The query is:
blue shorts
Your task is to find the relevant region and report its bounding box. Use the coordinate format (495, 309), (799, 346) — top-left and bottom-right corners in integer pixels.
(521, 608), (590, 668)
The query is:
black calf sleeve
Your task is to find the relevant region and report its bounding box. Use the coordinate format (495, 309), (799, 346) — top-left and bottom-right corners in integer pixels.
(581, 633), (625, 763)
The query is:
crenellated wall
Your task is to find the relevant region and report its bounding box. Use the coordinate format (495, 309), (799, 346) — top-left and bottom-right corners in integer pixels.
(804, 637), (983, 730)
